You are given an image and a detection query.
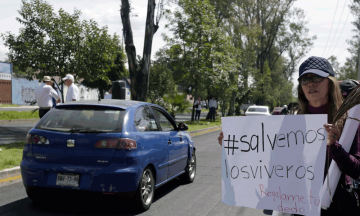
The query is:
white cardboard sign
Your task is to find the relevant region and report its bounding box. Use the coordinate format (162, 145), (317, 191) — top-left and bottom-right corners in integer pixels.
(221, 115), (327, 216)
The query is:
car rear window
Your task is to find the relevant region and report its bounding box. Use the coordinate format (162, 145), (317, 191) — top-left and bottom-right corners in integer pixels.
(35, 107), (125, 133)
(247, 107), (267, 113)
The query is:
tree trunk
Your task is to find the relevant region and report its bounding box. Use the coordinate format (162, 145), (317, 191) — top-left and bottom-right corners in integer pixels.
(138, 0), (157, 102)
(121, 0), (158, 102)
(121, 0), (138, 101)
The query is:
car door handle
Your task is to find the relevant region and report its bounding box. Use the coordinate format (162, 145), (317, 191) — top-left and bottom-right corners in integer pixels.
(168, 139), (172, 145)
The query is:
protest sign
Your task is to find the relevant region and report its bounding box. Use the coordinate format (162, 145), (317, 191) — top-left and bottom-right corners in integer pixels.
(221, 115), (327, 216)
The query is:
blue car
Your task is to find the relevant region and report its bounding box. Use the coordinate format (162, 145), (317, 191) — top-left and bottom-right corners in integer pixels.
(21, 99), (196, 211)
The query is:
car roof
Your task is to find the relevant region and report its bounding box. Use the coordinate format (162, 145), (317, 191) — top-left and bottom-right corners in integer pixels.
(56, 99), (148, 109)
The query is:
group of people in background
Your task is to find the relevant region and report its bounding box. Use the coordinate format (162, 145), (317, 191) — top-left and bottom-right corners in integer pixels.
(193, 96), (218, 123)
(35, 74), (79, 118)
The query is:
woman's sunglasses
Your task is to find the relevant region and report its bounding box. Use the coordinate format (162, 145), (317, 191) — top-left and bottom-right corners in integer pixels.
(298, 75), (325, 85)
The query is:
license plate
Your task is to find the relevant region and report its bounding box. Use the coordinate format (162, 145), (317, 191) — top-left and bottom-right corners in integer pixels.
(56, 173), (80, 187)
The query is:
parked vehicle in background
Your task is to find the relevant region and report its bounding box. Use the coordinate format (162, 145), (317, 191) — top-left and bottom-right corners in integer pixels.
(21, 100), (196, 211)
(272, 107), (283, 115)
(244, 105), (271, 116)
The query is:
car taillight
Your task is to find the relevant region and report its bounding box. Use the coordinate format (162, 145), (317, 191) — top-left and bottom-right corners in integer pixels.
(95, 139), (119, 149)
(118, 138), (137, 150)
(243, 114), (246, 116)
(27, 134), (49, 145)
(94, 138), (137, 149)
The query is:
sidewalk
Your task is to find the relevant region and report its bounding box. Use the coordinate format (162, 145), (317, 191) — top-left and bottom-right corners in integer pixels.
(0, 106), (39, 109)
(0, 125), (221, 184)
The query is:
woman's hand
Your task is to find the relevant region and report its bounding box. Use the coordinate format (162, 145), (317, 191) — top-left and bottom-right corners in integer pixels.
(218, 131), (224, 146)
(324, 124), (340, 146)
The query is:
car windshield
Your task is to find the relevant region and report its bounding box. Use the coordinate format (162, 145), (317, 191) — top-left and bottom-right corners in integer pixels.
(35, 107), (126, 133)
(247, 107), (267, 113)
(274, 107), (283, 111)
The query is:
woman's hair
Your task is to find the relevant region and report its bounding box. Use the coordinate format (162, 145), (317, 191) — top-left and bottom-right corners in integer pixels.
(297, 76), (344, 124)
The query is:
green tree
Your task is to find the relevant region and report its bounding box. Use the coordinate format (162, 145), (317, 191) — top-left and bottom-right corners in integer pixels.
(1, 0), (126, 101)
(162, 91), (190, 119)
(220, 0), (315, 105)
(164, 0), (238, 121)
(148, 61), (175, 104)
(338, 0), (360, 81)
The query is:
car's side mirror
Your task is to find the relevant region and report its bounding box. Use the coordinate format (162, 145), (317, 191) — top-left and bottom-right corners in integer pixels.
(177, 123), (188, 131)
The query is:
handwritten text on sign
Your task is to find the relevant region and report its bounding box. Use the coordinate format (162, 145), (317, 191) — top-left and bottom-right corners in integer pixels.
(221, 115), (327, 216)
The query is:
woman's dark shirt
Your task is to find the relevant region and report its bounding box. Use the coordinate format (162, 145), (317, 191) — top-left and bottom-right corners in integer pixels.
(307, 104), (360, 212)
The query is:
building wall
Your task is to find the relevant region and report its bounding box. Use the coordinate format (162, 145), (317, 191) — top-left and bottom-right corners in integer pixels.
(11, 77), (39, 105)
(0, 62), (12, 104)
(11, 77), (99, 105)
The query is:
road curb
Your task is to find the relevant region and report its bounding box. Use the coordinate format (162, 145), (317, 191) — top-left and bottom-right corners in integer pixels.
(188, 125), (222, 137)
(0, 166), (22, 184)
(0, 126), (222, 184)
(0, 119), (39, 125)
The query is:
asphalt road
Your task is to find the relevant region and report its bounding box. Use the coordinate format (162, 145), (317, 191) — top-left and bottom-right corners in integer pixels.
(0, 123), (36, 144)
(0, 131), (271, 216)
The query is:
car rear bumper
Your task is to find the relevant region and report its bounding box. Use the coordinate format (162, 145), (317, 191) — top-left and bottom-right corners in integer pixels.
(20, 158), (141, 193)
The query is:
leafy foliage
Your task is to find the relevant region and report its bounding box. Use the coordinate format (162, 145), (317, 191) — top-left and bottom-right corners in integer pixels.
(162, 91), (190, 119)
(164, 0), (239, 120)
(1, 0), (127, 101)
(148, 57), (175, 103)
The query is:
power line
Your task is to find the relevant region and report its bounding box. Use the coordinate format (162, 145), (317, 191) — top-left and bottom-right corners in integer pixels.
(322, 0), (341, 57)
(336, 35), (352, 60)
(326, 0), (348, 57)
(328, 7), (351, 57)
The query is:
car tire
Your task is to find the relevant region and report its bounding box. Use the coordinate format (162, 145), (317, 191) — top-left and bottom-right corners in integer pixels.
(134, 167), (155, 211)
(26, 187), (48, 202)
(181, 150), (196, 183)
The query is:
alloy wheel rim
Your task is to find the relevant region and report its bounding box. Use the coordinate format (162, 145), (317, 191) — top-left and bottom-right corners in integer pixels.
(141, 170), (153, 205)
(188, 153), (196, 179)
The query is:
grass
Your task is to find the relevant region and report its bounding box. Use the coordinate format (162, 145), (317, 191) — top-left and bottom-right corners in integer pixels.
(185, 117), (222, 131)
(0, 110), (39, 120)
(0, 104), (20, 107)
(0, 141), (25, 171)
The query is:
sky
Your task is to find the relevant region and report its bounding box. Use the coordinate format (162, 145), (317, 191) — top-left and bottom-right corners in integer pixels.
(0, 0), (357, 85)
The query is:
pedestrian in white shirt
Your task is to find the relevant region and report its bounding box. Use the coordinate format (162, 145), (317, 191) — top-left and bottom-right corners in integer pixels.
(194, 97), (202, 123)
(209, 96), (218, 121)
(35, 76), (60, 118)
(62, 74), (79, 102)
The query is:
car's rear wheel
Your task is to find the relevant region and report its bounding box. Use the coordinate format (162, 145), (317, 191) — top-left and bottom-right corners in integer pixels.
(182, 150), (196, 183)
(134, 167), (155, 211)
(26, 187), (49, 202)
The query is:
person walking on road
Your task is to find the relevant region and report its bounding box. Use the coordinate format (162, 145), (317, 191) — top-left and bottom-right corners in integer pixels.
(62, 74), (79, 102)
(194, 97), (202, 123)
(35, 76), (60, 118)
(280, 105), (289, 115)
(209, 96), (217, 121)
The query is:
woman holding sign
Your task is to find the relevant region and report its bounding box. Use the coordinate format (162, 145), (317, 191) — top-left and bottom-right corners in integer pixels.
(218, 56), (360, 215)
